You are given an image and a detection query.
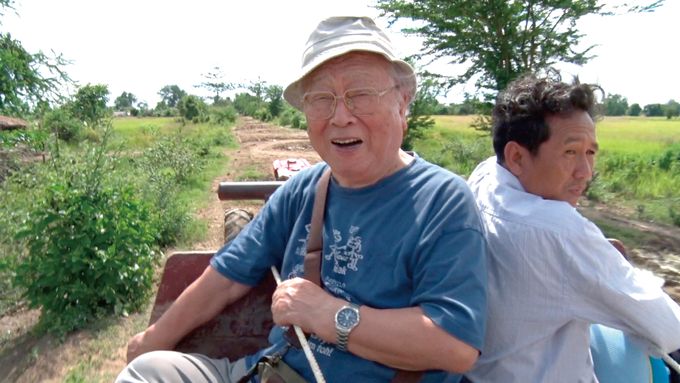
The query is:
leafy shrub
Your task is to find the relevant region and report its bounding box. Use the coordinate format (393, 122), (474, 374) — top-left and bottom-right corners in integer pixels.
(254, 107), (272, 122)
(0, 129), (48, 150)
(139, 136), (203, 185)
(177, 95), (208, 123)
(42, 107), (84, 142)
(430, 136), (492, 178)
(670, 205), (680, 227)
(137, 137), (201, 245)
(13, 144), (160, 336)
(209, 105), (237, 125)
(278, 107), (307, 130)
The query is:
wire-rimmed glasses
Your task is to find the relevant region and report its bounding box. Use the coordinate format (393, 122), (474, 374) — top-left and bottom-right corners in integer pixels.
(302, 85), (398, 120)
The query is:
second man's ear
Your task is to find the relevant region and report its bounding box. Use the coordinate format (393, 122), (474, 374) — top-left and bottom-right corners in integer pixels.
(503, 141), (527, 177)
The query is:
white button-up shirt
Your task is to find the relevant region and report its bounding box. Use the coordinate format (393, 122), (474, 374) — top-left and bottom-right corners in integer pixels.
(465, 157), (680, 383)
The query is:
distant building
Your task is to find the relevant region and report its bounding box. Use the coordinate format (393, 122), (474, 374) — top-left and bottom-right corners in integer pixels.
(113, 110), (130, 117)
(0, 115), (28, 131)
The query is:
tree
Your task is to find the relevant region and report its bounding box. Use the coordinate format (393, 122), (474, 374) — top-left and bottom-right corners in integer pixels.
(377, 0), (662, 97)
(1, 0), (72, 116)
(69, 84), (110, 127)
(158, 85), (187, 108)
(603, 94), (628, 116)
(403, 78), (438, 151)
(232, 93), (262, 117)
(247, 78), (267, 101)
(643, 103), (664, 117)
(628, 103), (642, 116)
(665, 100), (680, 119)
(114, 91), (137, 110)
(265, 85), (283, 118)
(177, 95), (207, 122)
(195, 66), (233, 104)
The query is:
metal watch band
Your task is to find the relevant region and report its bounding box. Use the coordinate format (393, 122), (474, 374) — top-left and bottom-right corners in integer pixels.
(335, 303), (360, 351)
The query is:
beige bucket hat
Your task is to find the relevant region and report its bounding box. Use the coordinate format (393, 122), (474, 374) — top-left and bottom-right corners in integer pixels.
(283, 16), (417, 110)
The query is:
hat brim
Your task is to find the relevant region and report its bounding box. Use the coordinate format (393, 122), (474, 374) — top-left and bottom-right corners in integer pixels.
(283, 46), (416, 111)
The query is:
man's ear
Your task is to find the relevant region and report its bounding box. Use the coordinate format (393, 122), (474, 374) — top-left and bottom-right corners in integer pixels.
(503, 141), (526, 177)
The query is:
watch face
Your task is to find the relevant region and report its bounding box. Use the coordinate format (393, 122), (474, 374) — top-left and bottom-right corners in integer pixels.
(337, 307), (359, 330)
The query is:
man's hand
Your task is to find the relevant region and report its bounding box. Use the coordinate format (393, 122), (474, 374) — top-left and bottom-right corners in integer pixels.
(271, 277), (343, 337)
(126, 327), (174, 363)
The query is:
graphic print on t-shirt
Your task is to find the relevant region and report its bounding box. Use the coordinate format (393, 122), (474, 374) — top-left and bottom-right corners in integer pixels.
(326, 226), (364, 275)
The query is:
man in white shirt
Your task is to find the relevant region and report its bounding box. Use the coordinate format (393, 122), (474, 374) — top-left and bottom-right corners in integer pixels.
(465, 74), (680, 382)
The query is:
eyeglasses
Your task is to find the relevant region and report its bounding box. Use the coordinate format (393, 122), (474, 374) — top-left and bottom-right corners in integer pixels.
(301, 85), (398, 120)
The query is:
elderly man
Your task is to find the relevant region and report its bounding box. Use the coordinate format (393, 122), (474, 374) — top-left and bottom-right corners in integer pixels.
(464, 74), (680, 382)
(117, 16), (487, 383)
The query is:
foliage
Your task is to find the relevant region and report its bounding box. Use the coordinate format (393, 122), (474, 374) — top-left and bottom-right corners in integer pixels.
(113, 91), (137, 110)
(177, 94), (208, 123)
(377, 0), (662, 107)
(158, 85), (187, 108)
(266, 85), (284, 118)
(665, 100), (680, 119)
(208, 104), (238, 125)
(403, 77), (438, 151)
(644, 103), (664, 116)
(603, 94), (628, 116)
(378, 0), (596, 95)
(137, 136), (204, 245)
(233, 92), (264, 117)
(195, 66), (233, 104)
(42, 106), (84, 142)
(278, 105), (307, 130)
(69, 84), (111, 127)
(0, 128), (48, 150)
(427, 135), (492, 177)
(628, 103), (642, 116)
(13, 139), (160, 336)
(0, 31), (71, 116)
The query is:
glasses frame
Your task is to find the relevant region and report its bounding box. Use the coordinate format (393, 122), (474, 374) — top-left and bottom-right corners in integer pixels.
(301, 85), (398, 120)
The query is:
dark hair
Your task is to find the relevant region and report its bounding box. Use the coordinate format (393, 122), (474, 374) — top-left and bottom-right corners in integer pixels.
(492, 73), (601, 163)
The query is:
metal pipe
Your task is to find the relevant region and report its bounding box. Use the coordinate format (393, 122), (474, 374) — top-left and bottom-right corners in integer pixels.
(218, 181), (284, 201)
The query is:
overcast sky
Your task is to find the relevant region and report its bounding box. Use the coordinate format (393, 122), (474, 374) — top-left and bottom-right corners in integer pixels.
(3, 0), (678, 107)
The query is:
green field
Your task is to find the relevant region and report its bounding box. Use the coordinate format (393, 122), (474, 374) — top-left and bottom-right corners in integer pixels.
(596, 116), (680, 155)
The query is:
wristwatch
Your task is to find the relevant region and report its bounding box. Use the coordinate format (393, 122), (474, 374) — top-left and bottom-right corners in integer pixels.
(334, 302), (361, 351)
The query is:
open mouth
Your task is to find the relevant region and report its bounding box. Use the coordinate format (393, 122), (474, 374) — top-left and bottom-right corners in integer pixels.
(331, 138), (362, 148)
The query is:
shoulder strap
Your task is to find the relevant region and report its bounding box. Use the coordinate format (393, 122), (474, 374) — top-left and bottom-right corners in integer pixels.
(302, 168), (331, 285)
(302, 167), (423, 383)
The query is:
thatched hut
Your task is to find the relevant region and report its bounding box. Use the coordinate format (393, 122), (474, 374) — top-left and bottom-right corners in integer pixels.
(0, 115), (29, 131)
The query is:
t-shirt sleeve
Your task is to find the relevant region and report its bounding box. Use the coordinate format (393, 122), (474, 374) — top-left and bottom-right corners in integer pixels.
(210, 181), (294, 286)
(410, 181), (488, 351)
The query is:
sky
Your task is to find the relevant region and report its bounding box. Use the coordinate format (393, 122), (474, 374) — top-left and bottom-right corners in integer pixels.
(3, 0), (678, 108)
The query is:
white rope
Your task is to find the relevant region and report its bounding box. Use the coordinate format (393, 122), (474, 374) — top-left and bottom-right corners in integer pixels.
(271, 266), (327, 383)
(661, 352), (680, 376)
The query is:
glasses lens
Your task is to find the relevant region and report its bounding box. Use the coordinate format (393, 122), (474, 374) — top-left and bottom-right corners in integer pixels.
(345, 89), (378, 115)
(303, 92), (335, 120)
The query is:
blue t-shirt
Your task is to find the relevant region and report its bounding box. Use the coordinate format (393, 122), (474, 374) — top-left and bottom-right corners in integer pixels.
(211, 157), (487, 382)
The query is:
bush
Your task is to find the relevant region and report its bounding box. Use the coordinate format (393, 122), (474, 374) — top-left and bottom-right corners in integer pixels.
(42, 107), (84, 142)
(670, 205), (680, 227)
(209, 105), (237, 125)
(139, 136), (203, 185)
(137, 137), (201, 246)
(278, 107), (307, 130)
(430, 136), (492, 177)
(13, 145), (160, 336)
(254, 107), (272, 122)
(178, 95), (208, 123)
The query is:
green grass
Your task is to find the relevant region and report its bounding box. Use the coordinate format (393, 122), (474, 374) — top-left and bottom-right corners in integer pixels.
(413, 116), (493, 178)
(596, 117), (680, 155)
